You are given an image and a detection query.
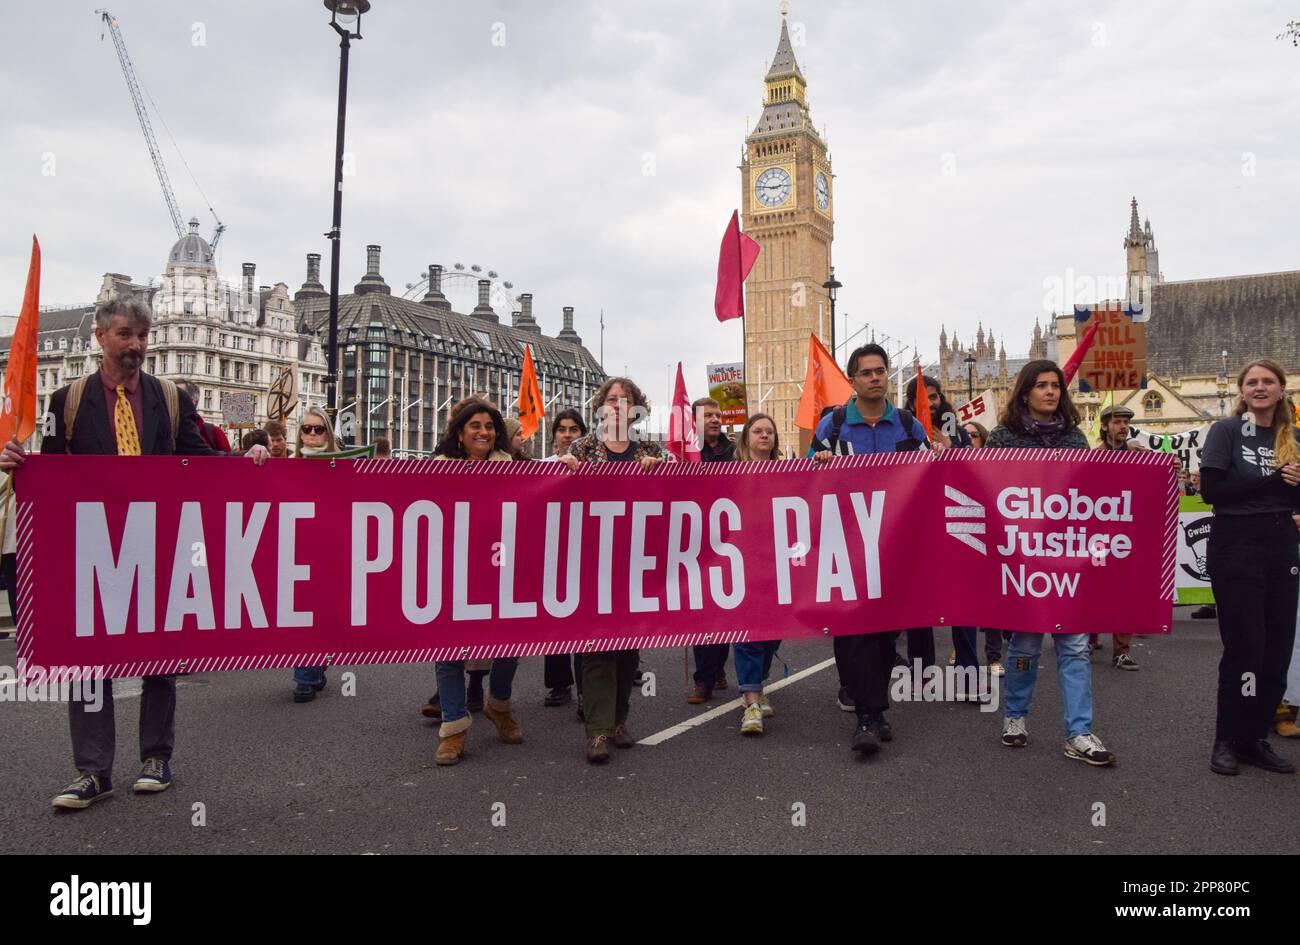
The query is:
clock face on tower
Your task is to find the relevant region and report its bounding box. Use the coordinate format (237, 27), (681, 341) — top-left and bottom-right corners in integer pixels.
(755, 167), (792, 208)
(815, 171), (830, 210)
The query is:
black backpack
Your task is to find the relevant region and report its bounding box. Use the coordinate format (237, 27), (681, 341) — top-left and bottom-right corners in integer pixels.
(818, 403), (922, 454)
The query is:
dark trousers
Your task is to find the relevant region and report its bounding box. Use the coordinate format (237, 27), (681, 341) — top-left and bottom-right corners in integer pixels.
(582, 649), (639, 738)
(904, 627), (935, 668)
(834, 631), (899, 720)
(983, 628), (1005, 662)
(1207, 512), (1300, 745)
(692, 643), (730, 687)
(544, 653), (584, 694)
(904, 626), (980, 668)
(70, 676), (177, 781)
(1, 552), (15, 633)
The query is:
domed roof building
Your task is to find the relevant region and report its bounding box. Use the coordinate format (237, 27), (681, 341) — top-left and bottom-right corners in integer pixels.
(166, 217), (216, 273)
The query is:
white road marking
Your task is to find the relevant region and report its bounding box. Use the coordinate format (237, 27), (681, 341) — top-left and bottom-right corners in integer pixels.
(638, 656), (837, 746)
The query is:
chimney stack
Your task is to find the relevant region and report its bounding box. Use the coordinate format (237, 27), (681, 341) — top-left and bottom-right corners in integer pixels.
(354, 243), (391, 295)
(514, 292), (541, 333)
(420, 263), (451, 311)
(294, 253), (327, 301)
(557, 305), (582, 344)
(242, 263), (255, 307)
(470, 278), (499, 323)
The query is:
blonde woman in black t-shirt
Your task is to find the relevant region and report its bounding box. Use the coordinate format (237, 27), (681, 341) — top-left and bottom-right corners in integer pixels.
(1200, 359), (1300, 776)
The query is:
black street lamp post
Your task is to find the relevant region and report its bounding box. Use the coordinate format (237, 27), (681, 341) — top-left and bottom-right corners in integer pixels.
(323, 0), (369, 418)
(823, 267), (842, 360)
(964, 353), (977, 402)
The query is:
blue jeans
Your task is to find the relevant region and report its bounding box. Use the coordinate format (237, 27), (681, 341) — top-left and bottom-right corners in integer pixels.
(733, 640), (780, 693)
(435, 658), (518, 724)
(1003, 632), (1092, 738)
(293, 666), (325, 687)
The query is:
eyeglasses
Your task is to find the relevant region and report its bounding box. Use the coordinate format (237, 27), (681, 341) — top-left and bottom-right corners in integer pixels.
(300, 424), (328, 435)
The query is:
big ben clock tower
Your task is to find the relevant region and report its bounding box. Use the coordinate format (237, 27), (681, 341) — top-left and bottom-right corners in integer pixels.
(742, 2), (834, 454)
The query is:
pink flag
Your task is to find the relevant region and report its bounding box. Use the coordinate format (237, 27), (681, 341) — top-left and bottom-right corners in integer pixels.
(714, 210), (760, 321)
(666, 362), (701, 463)
(1062, 322), (1100, 384)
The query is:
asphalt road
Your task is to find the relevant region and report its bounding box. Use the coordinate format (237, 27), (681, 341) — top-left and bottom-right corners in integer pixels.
(1, 608), (1297, 854)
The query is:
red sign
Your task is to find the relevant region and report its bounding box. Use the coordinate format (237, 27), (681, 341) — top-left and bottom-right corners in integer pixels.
(14, 452), (1176, 680)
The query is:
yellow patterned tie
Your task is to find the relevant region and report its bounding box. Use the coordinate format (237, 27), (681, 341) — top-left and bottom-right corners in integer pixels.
(114, 385), (141, 456)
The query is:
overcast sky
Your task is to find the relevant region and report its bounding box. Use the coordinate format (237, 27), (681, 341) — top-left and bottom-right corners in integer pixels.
(1, 0), (1296, 408)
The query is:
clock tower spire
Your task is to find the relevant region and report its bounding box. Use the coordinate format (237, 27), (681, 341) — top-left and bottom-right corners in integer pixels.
(741, 2), (834, 454)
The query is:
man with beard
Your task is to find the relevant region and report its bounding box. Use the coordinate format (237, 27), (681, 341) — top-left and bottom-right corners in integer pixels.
(0, 297), (270, 810)
(687, 397), (735, 702)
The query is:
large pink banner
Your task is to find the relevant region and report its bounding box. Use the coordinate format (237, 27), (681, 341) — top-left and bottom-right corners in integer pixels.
(14, 451), (1176, 679)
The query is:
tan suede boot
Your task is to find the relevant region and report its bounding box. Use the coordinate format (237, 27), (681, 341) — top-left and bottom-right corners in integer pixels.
(1274, 702), (1300, 738)
(482, 696), (524, 744)
(436, 715), (471, 765)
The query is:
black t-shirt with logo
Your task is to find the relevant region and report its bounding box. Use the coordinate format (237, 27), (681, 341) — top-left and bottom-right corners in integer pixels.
(605, 442), (639, 463)
(1200, 417), (1300, 515)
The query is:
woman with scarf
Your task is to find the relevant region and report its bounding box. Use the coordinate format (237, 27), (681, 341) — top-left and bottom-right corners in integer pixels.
(984, 360), (1116, 766)
(428, 399), (525, 765)
(290, 407), (341, 702)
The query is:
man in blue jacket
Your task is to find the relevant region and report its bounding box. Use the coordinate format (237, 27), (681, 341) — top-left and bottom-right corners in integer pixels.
(809, 344), (929, 758)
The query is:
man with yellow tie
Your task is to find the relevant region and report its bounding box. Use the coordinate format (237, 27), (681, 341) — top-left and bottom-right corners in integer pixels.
(0, 296), (270, 811)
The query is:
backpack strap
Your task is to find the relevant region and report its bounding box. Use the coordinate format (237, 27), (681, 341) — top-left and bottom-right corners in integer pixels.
(157, 378), (180, 452)
(62, 375), (91, 454)
(827, 405), (848, 454)
(897, 408), (916, 437)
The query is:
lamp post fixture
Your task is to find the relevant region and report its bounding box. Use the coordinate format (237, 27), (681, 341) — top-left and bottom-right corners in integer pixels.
(322, 0), (370, 419)
(823, 267), (842, 360)
(964, 353), (977, 403)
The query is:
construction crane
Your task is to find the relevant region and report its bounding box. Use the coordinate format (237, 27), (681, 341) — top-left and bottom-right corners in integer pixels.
(96, 9), (225, 255)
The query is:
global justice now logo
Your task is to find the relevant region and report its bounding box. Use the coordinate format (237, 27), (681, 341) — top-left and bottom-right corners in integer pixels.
(944, 485), (1135, 598)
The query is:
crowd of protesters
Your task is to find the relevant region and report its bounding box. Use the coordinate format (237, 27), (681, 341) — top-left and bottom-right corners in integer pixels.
(1, 296), (1298, 808)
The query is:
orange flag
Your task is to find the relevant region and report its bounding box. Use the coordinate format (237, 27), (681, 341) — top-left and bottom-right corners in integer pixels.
(795, 333), (853, 430)
(517, 344), (544, 439)
(0, 236), (40, 445)
(912, 358), (932, 440)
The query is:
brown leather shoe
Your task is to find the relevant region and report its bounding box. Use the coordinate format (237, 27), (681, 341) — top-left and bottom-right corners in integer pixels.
(687, 685), (711, 705)
(714, 673), (728, 691)
(586, 734), (610, 764)
(611, 723), (635, 749)
(483, 697), (524, 744)
(436, 731), (467, 766)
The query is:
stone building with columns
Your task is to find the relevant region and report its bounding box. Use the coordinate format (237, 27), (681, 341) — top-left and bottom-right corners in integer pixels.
(0, 218), (328, 449)
(292, 244), (605, 456)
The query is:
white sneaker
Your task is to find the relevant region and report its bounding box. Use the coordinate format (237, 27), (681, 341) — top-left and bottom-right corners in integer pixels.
(740, 703), (764, 735)
(758, 694), (774, 719)
(1065, 733), (1116, 766)
(1001, 716), (1028, 747)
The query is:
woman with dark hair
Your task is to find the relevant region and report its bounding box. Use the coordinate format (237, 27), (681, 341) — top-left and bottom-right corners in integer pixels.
(733, 413), (784, 734)
(963, 421), (989, 449)
(558, 376), (671, 762)
(540, 408), (589, 708)
(1200, 359), (1300, 775)
(427, 400), (524, 765)
(984, 360), (1115, 765)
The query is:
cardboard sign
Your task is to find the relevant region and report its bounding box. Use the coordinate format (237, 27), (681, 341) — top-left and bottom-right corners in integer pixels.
(956, 389), (995, 427)
(1073, 302), (1147, 392)
(220, 391), (255, 426)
